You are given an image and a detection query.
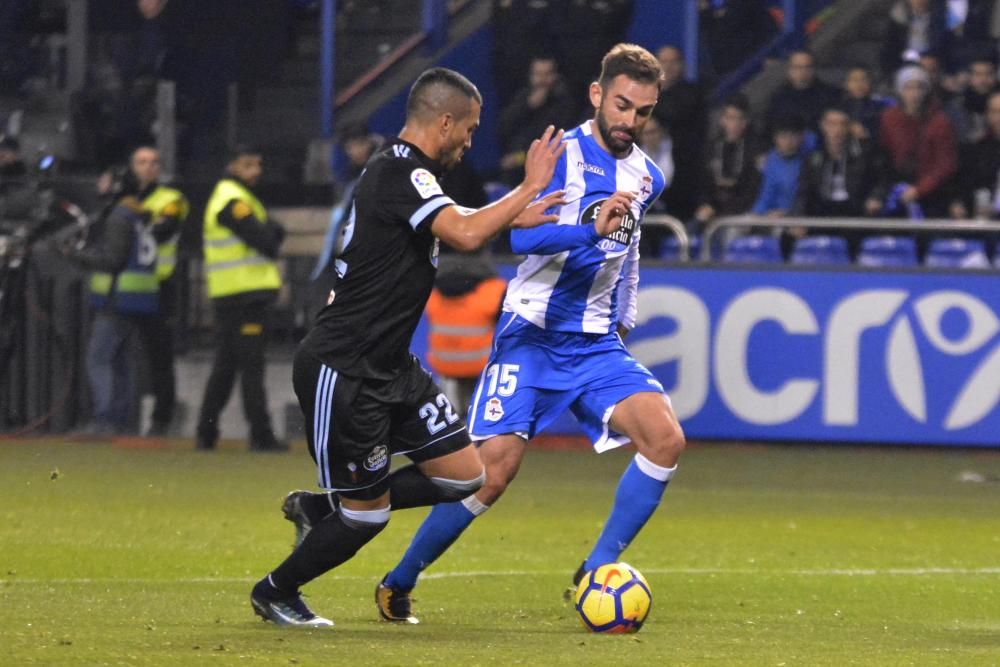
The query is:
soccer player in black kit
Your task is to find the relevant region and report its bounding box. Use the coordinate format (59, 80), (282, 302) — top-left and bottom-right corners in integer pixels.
(250, 68), (567, 627)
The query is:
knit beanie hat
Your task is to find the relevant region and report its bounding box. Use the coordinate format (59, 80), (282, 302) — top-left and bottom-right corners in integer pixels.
(895, 64), (930, 94)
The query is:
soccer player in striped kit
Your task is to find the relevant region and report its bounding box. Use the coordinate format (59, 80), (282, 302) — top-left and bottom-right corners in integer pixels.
(374, 43), (686, 621)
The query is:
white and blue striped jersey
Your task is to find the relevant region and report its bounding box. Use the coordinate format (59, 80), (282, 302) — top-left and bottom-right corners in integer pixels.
(504, 120), (666, 333)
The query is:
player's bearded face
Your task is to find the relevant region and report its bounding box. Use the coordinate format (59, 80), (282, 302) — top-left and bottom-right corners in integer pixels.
(596, 105), (638, 154)
(591, 75), (659, 158)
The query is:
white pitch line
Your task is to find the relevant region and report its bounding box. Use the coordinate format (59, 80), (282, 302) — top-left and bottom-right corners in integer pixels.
(2, 566), (999, 585)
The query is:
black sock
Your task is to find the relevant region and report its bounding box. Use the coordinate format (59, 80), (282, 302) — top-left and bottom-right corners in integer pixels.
(388, 464), (455, 510)
(301, 492), (338, 524)
(269, 513), (386, 592)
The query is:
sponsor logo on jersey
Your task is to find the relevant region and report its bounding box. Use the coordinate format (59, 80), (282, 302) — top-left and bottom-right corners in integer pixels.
(410, 168), (444, 199)
(581, 198), (638, 250)
(576, 161), (605, 176)
(484, 397), (504, 421)
(363, 444), (389, 472)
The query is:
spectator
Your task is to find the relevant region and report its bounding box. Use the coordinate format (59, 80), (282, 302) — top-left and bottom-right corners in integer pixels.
(765, 50), (840, 135)
(653, 45), (706, 220)
(919, 51), (959, 102)
(335, 122), (381, 198)
(951, 90), (1000, 219)
(694, 94), (765, 229)
(637, 115), (675, 255)
(497, 55), (578, 186)
(752, 115), (808, 217)
(944, 0), (998, 71)
(841, 67), (890, 142)
(879, 64), (958, 218)
(794, 106), (885, 218)
(56, 192), (159, 436)
(882, 0), (948, 78)
(638, 115), (675, 200)
(0, 135), (26, 180)
(946, 56), (999, 143)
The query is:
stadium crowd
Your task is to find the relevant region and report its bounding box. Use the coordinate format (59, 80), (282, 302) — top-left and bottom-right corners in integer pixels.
(4, 0), (1000, 439)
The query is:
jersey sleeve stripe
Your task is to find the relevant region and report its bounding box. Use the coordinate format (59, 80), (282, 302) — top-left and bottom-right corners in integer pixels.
(409, 195), (455, 230)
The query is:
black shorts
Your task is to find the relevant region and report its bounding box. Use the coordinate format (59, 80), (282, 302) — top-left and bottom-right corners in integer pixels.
(293, 350), (469, 500)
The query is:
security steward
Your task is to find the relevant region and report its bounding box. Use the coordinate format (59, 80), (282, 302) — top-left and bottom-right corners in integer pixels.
(59, 194), (159, 436)
(425, 253), (506, 417)
(125, 145), (190, 436)
(196, 145), (287, 452)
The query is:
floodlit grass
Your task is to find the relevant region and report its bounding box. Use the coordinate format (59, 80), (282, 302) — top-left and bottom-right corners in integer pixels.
(2, 439), (999, 665)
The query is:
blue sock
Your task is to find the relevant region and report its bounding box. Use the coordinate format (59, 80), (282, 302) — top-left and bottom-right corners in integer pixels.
(384, 496), (487, 591)
(584, 454), (675, 571)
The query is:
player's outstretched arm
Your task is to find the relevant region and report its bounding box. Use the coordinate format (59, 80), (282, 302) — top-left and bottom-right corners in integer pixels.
(510, 190), (567, 228)
(430, 126), (565, 252)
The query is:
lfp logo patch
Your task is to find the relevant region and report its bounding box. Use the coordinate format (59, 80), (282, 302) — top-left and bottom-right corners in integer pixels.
(410, 169), (444, 199)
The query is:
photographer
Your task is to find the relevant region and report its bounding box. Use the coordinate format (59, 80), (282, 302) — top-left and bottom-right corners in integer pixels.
(53, 185), (159, 437)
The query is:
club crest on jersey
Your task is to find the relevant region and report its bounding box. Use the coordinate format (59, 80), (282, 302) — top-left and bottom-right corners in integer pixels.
(484, 397), (504, 421)
(410, 168), (444, 199)
(581, 198), (637, 251)
(639, 175), (654, 199)
(363, 445), (389, 472)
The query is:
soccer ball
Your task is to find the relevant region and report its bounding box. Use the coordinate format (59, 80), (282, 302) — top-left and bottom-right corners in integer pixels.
(574, 562), (652, 633)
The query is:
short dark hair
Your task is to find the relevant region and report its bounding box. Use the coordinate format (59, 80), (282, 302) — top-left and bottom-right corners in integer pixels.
(228, 143), (262, 162)
(772, 114), (806, 134)
(406, 67), (482, 122)
(722, 92), (750, 115)
(598, 43), (663, 91)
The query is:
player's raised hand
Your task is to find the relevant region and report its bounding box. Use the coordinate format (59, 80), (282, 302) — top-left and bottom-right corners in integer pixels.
(595, 191), (636, 237)
(511, 190), (567, 229)
(522, 125), (566, 192)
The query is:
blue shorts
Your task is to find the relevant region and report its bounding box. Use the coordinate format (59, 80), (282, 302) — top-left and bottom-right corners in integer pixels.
(466, 313), (666, 452)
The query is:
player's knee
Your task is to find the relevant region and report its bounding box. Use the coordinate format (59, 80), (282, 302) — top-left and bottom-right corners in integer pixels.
(337, 505), (391, 533)
(429, 468), (486, 502)
(635, 421), (685, 468)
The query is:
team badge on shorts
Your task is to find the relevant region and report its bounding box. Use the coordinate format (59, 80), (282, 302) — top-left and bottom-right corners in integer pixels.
(484, 397), (504, 421)
(364, 445), (389, 472)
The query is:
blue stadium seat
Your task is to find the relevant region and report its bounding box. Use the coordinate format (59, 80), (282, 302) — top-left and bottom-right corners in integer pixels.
(484, 181), (511, 204)
(924, 238), (990, 269)
(723, 235), (783, 264)
(857, 235), (918, 267)
(658, 234), (702, 261)
(790, 235), (850, 265)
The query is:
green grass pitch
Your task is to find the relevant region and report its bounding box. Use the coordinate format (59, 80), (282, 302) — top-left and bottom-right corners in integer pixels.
(2, 439), (999, 665)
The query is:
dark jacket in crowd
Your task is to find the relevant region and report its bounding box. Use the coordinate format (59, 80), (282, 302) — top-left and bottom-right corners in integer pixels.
(698, 134), (766, 216)
(766, 80), (841, 134)
(842, 94), (890, 142)
(654, 78), (707, 219)
(793, 140), (885, 217)
(64, 198), (145, 274)
(954, 132), (1000, 214)
(880, 2), (948, 77)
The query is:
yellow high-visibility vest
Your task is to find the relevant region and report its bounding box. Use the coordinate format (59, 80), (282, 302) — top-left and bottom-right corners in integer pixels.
(143, 186), (189, 282)
(202, 178), (281, 299)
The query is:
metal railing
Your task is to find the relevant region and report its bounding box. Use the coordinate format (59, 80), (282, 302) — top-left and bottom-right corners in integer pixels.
(702, 215), (1000, 262)
(643, 214), (691, 260)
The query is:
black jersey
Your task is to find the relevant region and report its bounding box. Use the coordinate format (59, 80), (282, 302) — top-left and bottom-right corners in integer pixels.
(301, 139), (457, 379)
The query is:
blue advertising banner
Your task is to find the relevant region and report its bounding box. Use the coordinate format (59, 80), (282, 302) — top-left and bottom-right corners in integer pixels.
(411, 264), (1000, 447)
(627, 266), (1000, 446)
